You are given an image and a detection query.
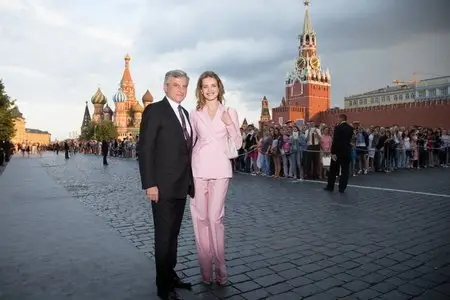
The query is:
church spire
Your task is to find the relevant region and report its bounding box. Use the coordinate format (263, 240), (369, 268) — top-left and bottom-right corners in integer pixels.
(119, 53), (137, 104)
(81, 101), (91, 133)
(121, 54), (133, 86)
(302, 0), (313, 35)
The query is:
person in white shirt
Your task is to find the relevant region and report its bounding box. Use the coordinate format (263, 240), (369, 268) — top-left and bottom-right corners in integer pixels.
(304, 123), (322, 179)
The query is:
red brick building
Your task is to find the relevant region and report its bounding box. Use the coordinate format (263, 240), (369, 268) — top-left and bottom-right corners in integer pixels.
(271, 0), (330, 125)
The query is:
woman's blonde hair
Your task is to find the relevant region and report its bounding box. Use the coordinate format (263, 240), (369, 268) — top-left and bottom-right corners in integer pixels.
(195, 71), (225, 110)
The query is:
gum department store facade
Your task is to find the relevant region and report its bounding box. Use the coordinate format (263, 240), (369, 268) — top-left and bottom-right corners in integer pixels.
(81, 0), (450, 135)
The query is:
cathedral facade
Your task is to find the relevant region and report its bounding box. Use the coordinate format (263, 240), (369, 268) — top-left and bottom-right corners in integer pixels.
(81, 54), (154, 139)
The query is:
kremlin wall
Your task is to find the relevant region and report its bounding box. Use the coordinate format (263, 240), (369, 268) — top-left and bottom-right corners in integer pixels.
(312, 100), (450, 128)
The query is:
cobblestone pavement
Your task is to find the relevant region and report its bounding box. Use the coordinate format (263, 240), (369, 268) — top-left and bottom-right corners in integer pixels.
(42, 153), (450, 300)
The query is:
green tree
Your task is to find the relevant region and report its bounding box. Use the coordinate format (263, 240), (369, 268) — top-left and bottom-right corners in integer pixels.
(79, 122), (95, 141)
(94, 120), (118, 141)
(0, 79), (16, 140)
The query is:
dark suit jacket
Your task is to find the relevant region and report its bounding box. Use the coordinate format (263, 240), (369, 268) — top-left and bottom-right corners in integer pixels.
(101, 140), (109, 155)
(138, 97), (194, 200)
(330, 121), (354, 160)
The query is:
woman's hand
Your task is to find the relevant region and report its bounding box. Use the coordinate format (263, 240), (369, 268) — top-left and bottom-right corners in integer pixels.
(221, 110), (233, 126)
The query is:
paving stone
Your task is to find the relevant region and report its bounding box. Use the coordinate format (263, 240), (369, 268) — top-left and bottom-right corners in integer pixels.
(353, 288), (381, 300)
(253, 274), (285, 287)
(342, 280), (371, 292)
(292, 283), (324, 298)
(240, 288), (269, 300)
(413, 289), (448, 300)
(266, 292), (300, 300)
(234, 281), (261, 293)
(314, 277), (344, 290)
(229, 274), (251, 284)
(211, 286), (241, 299)
(378, 289), (411, 300)
(397, 283), (425, 296)
(245, 268), (273, 279)
(325, 287), (352, 298)
(265, 282), (294, 295)
(305, 270), (331, 281)
(434, 282), (450, 296)
(370, 281), (397, 293)
(287, 275), (314, 287)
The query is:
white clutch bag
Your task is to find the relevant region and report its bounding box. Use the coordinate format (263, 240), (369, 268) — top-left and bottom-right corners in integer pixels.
(226, 136), (239, 159)
(322, 156), (331, 167)
(224, 107), (238, 159)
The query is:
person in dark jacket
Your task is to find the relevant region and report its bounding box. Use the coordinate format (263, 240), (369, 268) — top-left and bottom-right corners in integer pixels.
(324, 114), (354, 193)
(64, 141), (69, 159)
(102, 139), (109, 165)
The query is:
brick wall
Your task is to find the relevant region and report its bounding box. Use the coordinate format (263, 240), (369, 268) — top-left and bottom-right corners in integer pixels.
(312, 99), (450, 129)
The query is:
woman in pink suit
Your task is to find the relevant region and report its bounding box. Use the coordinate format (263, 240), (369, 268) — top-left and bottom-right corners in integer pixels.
(190, 71), (242, 286)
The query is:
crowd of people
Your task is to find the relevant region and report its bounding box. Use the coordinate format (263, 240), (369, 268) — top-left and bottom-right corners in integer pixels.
(235, 121), (450, 181)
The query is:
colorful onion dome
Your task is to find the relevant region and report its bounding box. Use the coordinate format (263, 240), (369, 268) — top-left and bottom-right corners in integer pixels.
(91, 88), (107, 105)
(133, 102), (144, 113)
(103, 103), (113, 115)
(113, 88), (127, 103)
(142, 89), (153, 104)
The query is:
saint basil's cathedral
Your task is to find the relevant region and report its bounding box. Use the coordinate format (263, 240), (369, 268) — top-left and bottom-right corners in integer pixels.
(81, 54), (154, 139)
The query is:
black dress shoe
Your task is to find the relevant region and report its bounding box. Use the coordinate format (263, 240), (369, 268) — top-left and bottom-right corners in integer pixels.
(323, 187), (333, 192)
(173, 278), (192, 290)
(157, 290), (184, 300)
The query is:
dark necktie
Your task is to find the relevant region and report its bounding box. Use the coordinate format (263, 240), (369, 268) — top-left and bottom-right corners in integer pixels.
(177, 105), (190, 143)
(311, 129), (315, 145)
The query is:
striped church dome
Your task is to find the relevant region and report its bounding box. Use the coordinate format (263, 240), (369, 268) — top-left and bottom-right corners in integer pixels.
(91, 88), (107, 105)
(113, 88), (127, 103)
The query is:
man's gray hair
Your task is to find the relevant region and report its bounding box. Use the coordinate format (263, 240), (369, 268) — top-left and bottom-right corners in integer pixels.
(164, 69), (190, 85)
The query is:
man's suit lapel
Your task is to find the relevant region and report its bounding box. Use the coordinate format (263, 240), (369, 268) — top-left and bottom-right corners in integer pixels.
(161, 97), (185, 144)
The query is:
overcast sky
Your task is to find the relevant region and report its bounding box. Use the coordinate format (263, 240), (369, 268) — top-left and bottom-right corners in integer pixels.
(1, 0), (449, 139)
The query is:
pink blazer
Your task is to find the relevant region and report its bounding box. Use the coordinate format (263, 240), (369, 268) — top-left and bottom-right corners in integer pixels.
(190, 104), (242, 179)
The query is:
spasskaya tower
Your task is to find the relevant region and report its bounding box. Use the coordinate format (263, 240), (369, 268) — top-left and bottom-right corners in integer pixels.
(272, 0), (331, 125)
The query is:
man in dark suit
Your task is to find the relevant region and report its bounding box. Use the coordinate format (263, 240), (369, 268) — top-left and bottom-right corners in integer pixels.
(101, 139), (109, 165)
(138, 70), (194, 300)
(324, 114), (354, 193)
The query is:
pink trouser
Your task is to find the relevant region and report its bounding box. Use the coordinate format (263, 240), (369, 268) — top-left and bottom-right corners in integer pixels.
(190, 178), (229, 283)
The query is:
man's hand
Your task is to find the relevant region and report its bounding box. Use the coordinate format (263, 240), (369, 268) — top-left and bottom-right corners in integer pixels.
(146, 186), (159, 203)
(331, 154), (337, 161)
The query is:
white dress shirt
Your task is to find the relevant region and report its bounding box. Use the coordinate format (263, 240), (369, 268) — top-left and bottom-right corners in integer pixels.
(167, 97), (191, 136)
(305, 128), (321, 146)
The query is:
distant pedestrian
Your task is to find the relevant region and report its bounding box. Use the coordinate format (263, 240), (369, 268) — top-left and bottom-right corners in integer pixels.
(64, 141), (69, 159)
(101, 139), (109, 165)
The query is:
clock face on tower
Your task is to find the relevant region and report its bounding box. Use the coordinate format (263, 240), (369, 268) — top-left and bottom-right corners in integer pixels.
(310, 56), (320, 70)
(296, 57), (307, 69)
